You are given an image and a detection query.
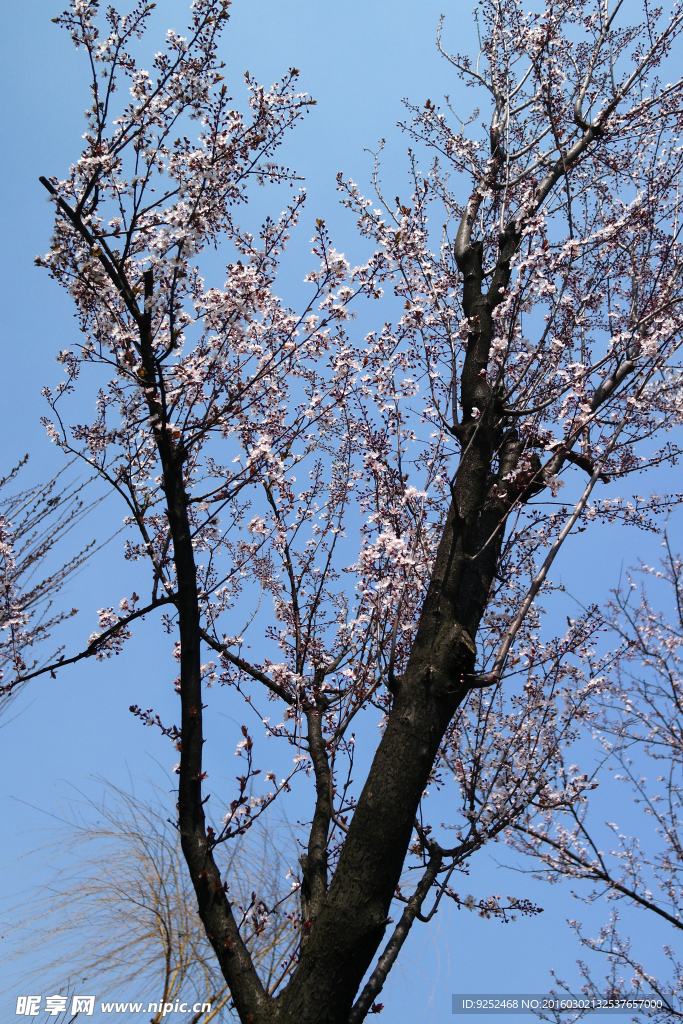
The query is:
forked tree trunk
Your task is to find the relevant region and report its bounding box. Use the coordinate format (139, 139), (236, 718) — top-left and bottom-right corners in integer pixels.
(165, 238), (516, 1023)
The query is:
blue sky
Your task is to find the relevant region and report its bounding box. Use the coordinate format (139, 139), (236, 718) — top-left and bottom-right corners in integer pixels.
(0, 1), (679, 1021)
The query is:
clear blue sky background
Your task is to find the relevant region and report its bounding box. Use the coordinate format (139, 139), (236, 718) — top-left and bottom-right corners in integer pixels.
(0, 1), (678, 1021)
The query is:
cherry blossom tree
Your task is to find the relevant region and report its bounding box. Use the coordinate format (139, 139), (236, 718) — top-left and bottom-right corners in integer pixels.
(27, 0), (683, 1020)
